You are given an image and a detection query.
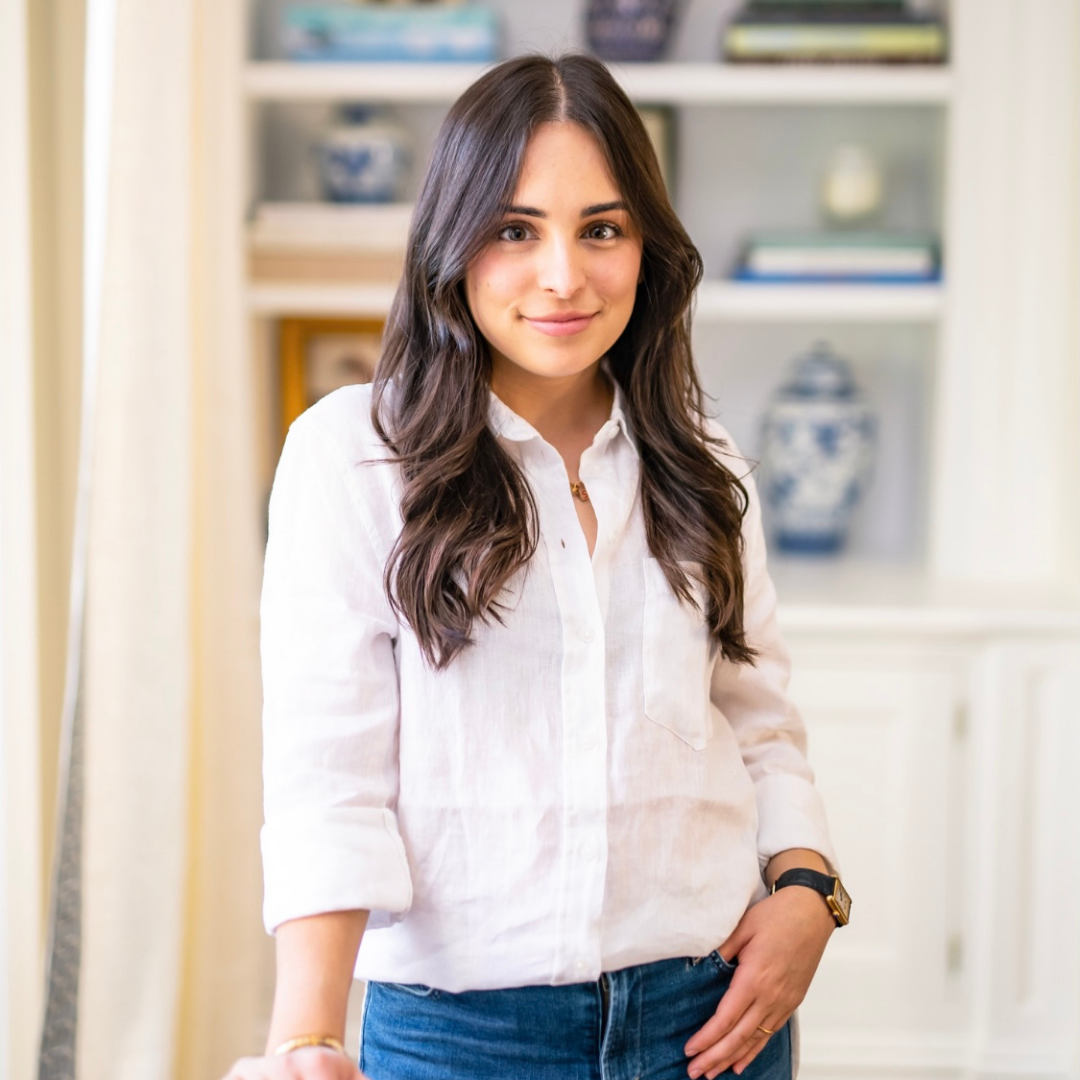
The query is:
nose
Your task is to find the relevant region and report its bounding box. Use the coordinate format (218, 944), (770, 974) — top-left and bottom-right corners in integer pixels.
(536, 234), (586, 298)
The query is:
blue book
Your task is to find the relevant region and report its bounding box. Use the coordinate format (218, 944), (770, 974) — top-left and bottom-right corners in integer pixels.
(733, 268), (942, 283)
(284, 5), (500, 63)
(735, 230), (941, 281)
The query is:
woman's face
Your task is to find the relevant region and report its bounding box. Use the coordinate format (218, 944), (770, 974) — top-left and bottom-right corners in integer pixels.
(465, 121), (643, 387)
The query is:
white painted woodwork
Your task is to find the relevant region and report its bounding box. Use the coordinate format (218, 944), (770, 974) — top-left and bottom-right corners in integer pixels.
(248, 281), (399, 317)
(244, 61), (955, 106)
(788, 643), (969, 1073)
(247, 279), (946, 323)
(787, 633), (1080, 1080)
(931, 0), (1080, 586)
(696, 282), (945, 323)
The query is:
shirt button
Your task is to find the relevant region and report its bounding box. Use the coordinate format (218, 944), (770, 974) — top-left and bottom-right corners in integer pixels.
(583, 842), (598, 862)
(580, 627), (594, 643)
(575, 959), (588, 975)
(581, 733), (597, 751)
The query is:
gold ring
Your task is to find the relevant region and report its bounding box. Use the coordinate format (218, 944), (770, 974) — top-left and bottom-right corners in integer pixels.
(757, 1025), (775, 1036)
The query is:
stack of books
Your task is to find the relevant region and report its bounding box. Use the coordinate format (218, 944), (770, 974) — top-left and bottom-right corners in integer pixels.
(733, 230), (941, 283)
(722, 0), (948, 64)
(249, 202), (412, 283)
(282, 4), (500, 63)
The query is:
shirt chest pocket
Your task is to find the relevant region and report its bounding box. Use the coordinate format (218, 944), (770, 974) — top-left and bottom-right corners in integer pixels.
(641, 557), (716, 751)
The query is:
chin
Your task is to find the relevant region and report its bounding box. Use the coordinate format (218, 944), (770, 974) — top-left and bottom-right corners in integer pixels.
(530, 353), (607, 379)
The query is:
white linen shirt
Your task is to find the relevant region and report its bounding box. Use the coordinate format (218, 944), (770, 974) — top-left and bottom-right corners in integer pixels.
(260, 380), (837, 992)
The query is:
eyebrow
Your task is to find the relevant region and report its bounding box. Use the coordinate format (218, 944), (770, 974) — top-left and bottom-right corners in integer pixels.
(502, 201), (630, 218)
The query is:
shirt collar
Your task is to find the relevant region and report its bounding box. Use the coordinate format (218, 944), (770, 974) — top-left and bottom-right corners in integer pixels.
(487, 372), (633, 452)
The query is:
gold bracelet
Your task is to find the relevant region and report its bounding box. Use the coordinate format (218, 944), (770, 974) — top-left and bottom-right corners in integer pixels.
(273, 1034), (347, 1057)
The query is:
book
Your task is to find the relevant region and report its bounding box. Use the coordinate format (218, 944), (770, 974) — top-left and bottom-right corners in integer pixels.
(722, 0), (947, 63)
(249, 202), (412, 283)
(283, 4), (500, 63)
(735, 231), (941, 282)
(251, 202), (413, 252)
(249, 250), (405, 283)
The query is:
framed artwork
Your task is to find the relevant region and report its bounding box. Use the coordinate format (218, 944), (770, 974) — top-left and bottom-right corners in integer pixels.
(278, 316), (384, 442)
(636, 105), (675, 195)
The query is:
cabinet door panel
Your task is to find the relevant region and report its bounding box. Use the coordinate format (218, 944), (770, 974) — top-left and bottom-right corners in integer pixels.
(786, 655), (968, 1043)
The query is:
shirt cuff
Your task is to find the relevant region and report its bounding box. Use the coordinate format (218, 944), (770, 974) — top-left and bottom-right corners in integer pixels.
(261, 807), (413, 934)
(754, 771), (840, 876)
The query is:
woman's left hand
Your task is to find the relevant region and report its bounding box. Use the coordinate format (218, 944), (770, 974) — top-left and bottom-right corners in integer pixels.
(683, 886), (835, 1078)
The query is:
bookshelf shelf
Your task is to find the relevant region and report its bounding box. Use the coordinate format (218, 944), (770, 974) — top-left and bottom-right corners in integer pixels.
(244, 61), (953, 106)
(695, 280), (943, 322)
(248, 281), (398, 316)
(771, 559), (1080, 634)
(247, 278), (944, 323)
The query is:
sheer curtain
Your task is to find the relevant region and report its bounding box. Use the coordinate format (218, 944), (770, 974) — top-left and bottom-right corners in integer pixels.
(37, 2), (272, 1078)
(1, 0), (46, 1077)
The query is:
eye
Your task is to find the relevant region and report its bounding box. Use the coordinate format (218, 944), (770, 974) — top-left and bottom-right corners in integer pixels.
(497, 222), (533, 242)
(584, 221), (622, 240)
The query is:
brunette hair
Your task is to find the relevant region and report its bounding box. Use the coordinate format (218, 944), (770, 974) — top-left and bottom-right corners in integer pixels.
(372, 52), (754, 670)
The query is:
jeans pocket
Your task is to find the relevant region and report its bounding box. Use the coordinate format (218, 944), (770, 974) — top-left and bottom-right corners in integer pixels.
(383, 981), (441, 998)
(707, 949), (737, 974)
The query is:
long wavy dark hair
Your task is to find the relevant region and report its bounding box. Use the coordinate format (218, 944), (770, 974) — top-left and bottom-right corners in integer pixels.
(372, 52), (754, 670)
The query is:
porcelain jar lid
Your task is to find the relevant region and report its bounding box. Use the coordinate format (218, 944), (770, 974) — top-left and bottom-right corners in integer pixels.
(779, 340), (861, 401)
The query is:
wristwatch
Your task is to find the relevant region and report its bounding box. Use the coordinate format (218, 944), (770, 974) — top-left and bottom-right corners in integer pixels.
(771, 868), (852, 927)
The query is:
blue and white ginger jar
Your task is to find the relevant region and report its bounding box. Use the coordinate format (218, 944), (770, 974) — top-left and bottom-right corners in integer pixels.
(315, 104), (412, 203)
(760, 341), (876, 554)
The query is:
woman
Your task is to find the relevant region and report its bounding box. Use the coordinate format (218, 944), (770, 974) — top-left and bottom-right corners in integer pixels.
(226, 52), (848, 1080)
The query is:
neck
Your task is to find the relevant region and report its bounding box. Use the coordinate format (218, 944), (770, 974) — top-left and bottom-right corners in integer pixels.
(490, 359), (613, 444)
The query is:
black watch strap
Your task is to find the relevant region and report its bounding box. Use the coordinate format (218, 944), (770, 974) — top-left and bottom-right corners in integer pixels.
(771, 868), (852, 927)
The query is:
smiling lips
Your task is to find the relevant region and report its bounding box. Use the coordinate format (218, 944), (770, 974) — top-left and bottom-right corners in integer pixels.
(524, 310), (597, 336)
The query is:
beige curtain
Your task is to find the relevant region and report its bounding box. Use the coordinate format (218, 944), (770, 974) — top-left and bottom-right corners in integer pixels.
(1, 0), (47, 1076)
(63, 1), (272, 1077)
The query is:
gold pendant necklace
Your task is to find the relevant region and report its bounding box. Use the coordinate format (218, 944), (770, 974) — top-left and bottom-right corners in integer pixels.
(569, 481), (590, 503)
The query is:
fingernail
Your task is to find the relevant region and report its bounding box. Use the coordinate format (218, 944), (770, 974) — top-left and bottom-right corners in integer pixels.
(687, 1070), (701, 1079)
(684, 1044), (697, 1056)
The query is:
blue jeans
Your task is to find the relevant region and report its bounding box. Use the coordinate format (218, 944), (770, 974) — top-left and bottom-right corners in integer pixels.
(359, 951), (792, 1080)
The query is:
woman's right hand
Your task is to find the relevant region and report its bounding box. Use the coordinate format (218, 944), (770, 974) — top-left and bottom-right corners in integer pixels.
(219, 1048), (368, 1080)
(243, 911), (371, 1080)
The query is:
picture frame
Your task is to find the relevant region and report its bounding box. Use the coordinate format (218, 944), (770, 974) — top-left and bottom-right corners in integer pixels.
(278, 315), (384, 443)
(636, 105), (676, 196)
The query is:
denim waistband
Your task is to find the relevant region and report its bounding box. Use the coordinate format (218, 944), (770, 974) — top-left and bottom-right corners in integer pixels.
(360, 951), (792, 1080)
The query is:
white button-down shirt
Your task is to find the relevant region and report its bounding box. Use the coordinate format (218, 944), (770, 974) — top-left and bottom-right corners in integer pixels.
(260, 381), (837, 992)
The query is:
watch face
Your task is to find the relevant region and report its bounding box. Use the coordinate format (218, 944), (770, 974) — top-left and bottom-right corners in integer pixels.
(830, 879), (852, 925)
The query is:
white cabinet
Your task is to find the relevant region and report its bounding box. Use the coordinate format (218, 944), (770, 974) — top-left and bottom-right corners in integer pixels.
(784, 626), (1080, 1079)
(791, 647), (967, 1034)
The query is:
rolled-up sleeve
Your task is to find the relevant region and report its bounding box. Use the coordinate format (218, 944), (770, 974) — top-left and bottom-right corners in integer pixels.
(709, 441), (838, 874)
(260, 413), (412, 934)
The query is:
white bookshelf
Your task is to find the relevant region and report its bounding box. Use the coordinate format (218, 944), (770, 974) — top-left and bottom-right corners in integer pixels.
(247, 56), (950, 576)
(245, 60), (954, 105)
(239, 3), (1077, 599)
(695, 281), (944, 322)
(248, 278), (946, 323)
(248, 281), (399, 316)
(222, 5), (1080, 1076)
(773, 559), (1080, 634)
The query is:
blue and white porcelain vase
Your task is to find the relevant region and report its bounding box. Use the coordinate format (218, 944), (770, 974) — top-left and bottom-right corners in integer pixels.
(760, 341), (877, 555)
(315, 104), (412, 203)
